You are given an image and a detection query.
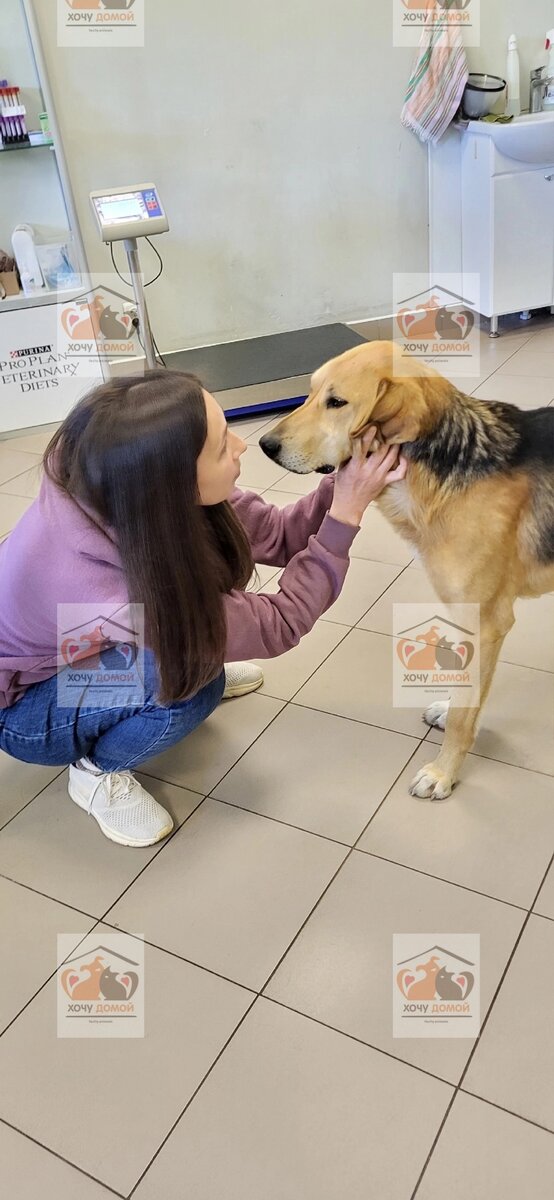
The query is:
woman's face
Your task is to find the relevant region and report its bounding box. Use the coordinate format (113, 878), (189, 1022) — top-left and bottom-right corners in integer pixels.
(196, 389), (247, 505)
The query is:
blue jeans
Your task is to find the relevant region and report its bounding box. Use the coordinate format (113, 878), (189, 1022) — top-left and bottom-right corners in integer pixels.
(0, 650), (225, 772)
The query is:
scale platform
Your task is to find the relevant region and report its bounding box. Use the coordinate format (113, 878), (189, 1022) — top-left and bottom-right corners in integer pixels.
(161, 323), (367, 419)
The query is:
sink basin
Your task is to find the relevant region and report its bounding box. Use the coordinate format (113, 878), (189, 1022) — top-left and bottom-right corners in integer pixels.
(468, 111), (554, 164)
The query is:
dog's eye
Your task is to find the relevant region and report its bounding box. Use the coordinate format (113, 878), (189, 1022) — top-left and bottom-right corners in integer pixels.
(326, 397), (348, 410)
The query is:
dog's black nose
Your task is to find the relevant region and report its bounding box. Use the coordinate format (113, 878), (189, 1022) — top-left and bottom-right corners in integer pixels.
(259, 433), (282, 462)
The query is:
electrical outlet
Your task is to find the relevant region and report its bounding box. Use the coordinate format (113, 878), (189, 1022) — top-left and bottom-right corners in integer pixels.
(122, 302), (138, 323)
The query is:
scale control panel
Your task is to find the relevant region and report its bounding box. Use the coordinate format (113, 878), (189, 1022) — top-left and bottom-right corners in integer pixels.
(90, 184), (169, 242)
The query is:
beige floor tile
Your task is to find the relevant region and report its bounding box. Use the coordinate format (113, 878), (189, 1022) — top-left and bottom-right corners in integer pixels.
(236, 444), (289, 490)
(501, 594), (554, 672)
(427, 660), (554, 776)
(132, 998), (452, 1200)
(0, 878), (95, 1035)
(254, 619), (348, 700)
(525, 326), (554, 352)
(141, 691), (284, 794)
(534, 862), (554, 921)
(417, 1091), (554, 1200)
(464, 915), (554, 1130)
(0, 492), (33, 536)
(106, 799), (347, 990)
(0, 924), (253, 1196)
(446, 370), (495, 394)
(496, 349), (554, 378)
(358, 566), (439, 635)
(358, 746), (554, 909)
(322, 558), (403, 627)
(295, 628), (426, 737)
(0, 445), (41, 486)
(248, 561), (281, 592)
(213, 705), (420, 843)
(259, 486), (305, 509)
(351, 503), (415, 566)
(0, 1123), (114, 1200)
(270, 468), (325, 495)
(0, 424), (59, 453)
(227, 411), (280, 440)
(0, 463), (43, 499)
(245, 411), (299, 445)
(360, 570), (554, 673)
(0, 752), (64, 830)
(265, 853), (524, 1084)
(0, 771), (204, 915)
(472, 373), (554, 409)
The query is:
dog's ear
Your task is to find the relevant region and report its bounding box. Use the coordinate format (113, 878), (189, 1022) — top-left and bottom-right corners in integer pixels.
(355, 377), (428, 444)
(349, 379), (389, 440)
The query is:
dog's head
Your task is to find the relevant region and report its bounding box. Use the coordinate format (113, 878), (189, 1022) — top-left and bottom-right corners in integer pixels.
(260, 340), (448, 474)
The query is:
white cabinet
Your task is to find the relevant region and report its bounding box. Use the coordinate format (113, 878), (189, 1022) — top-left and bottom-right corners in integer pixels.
(429, 122), (554, 326)
(0, 0), (103, 434)
(491, 171), (554, 313)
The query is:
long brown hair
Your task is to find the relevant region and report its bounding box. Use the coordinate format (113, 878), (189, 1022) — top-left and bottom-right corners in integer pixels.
(44, 370), (253, 703)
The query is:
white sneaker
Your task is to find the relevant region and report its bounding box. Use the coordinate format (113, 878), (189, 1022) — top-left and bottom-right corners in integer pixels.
(68, 762), (174, 848)
(223, 661), (264, 698)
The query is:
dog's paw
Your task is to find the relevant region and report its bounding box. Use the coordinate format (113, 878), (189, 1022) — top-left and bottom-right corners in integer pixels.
(423, 700), (450, 731)
(409, 762), (453, 801)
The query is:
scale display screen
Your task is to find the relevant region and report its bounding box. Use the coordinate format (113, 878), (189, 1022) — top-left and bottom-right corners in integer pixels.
(90, 184), (169, 242)
(93, 189), (163, 225)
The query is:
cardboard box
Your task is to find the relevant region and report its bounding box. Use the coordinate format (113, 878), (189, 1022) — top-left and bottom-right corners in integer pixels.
(0, 271), (20, 297)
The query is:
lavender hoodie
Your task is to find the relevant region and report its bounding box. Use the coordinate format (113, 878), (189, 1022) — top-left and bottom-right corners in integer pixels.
(0, 472), (358, 708)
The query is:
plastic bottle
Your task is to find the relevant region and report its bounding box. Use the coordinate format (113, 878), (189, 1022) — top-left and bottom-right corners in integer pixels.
(543, 30), (554, 111)
(505, 34), (521, 117)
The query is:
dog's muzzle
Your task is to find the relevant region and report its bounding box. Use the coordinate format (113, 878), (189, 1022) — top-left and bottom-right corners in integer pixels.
(259, 433), (282, 463)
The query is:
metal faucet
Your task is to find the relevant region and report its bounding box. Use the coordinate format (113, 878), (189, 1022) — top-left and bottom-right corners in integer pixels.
(529, 65), (547, 113)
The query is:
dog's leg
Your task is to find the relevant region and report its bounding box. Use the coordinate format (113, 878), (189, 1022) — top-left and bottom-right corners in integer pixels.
(409, 613), (513, 800)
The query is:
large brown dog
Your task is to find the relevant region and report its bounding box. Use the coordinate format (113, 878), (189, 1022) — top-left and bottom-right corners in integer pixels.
(260, 340), (554, 799)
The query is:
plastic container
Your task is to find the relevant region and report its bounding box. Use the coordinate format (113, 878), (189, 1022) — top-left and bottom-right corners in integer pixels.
(35, 239), (80, 291)
(505, 34), (521, 117)
(462, 74), (506, 119)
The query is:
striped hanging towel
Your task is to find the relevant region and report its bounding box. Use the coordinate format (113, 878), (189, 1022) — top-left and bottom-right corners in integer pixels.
(401, 2), (469, 145)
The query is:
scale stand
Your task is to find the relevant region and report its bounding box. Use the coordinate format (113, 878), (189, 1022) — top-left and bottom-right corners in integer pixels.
(123, 238), (157, 369)
(89, 184), (169, 372)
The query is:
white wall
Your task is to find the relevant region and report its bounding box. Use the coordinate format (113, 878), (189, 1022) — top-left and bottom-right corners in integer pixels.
(28, 0), (427, 351)
(472, 1), (552, 105)
(13, 1), (554, 352)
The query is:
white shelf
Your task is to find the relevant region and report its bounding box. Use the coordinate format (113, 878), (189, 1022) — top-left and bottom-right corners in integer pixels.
(0, 284), (85, 312)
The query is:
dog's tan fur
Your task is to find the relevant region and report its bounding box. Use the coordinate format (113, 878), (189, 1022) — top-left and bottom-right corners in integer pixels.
(261, 341), (554, 799)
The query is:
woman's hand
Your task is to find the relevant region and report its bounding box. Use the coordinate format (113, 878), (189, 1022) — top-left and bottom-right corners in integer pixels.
(329, 427), (408, 527)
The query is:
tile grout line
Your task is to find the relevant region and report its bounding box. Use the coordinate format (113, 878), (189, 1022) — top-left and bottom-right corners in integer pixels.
(0, 870), (98, 922)
(257, 740), (425, 998)
(459, 1086), (554, 1137)
(351, 848), (530, 914)
(0, 1115), (125, 1198)
(0, 766), (67, 835)
(408, 850), (554, 1199)
(125, 993), (260, 1198)
(0, 916), (103, 1040)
